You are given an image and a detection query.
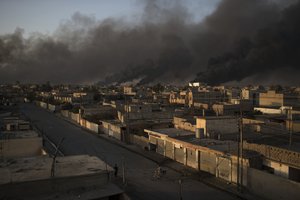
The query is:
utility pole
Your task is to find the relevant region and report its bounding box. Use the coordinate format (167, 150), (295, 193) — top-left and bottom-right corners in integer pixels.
(239, 108), (244, 192)
(122, 155), (126, 185)
(179, 179), (183, 200)
(288, 107), (293, 147)
(124, 94), (130, 143)
(239, 90), (244, 192)
(237, 117), (240, 191)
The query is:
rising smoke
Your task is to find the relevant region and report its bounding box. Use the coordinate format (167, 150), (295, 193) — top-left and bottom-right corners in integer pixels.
(195, 0), (300, 85)
(0, 0), (299, 85)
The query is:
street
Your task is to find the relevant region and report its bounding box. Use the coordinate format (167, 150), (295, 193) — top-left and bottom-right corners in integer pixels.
(21, 103), (239, 200)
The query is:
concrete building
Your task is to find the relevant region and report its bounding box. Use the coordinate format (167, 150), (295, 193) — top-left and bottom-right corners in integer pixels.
(173, 116), (196, 132)
(0, 130), (43, 158)
(145, 127), (300, 200)
(123, 86), (136, 95)
(196, 116), (238, 139)
(243, 141), (300, 182)
(169, 91), (188, 105)
(188, 88), (224, 107)
(241, 88), (260, 106)
(144, 128), (258, 186)
(118, 103), (175, 123)
(80, 104), (116, 118)
(0, 155), (124, 199)
(259, 90), (284, 107)
(212, 101), (253, 116)
(53, 93), (73, 103)
(2, 117), (31, 131)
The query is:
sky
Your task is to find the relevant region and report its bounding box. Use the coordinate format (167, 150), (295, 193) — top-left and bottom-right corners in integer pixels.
(1, 0), (298, 85)
(0, 0), (221, 37)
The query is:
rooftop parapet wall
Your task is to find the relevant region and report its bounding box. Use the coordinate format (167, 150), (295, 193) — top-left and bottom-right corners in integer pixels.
(243, 141), (300, 169)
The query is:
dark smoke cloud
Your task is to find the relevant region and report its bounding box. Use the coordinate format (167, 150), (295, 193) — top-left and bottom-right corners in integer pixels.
(0, 0), (298, 85)
(195, 0), (300, 85)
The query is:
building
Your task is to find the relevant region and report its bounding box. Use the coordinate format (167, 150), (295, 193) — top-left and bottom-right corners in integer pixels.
(173, 116), (196, 132)
(117, 103), (175, 123)
(259, 90), (284, 107)
(0, 130), (44, 158)
(212, 101), (253, 116)
(0, 155), (125, 199)
(144, 128), (258, 186)
(196, 116), (238, 139)
(2, 117), (31, 131)
(169, 91), (188, 105)
(188, 88), (224, 107)
(241, 88), (260, 106)
(145, 127), (300, 200)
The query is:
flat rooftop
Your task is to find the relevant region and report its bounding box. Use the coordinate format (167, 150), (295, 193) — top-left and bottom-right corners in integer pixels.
(145, 128), (195, 138)
(197, 116), (237, 120)
(0, 155), (113, 185)
(0, 130), (39, 140)
(181, 137), (238, 153)
(101, 119), (125, 127)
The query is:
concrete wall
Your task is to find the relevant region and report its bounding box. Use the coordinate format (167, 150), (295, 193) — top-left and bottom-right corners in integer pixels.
(100, 121), (122, 141)
(216, 156), (231, 182)
(70, 112), (80, 123)
(36, 101), (48, 109)
(157, 138), (165, 155)
(200, 151), (216, 175)
(243, 141), (300, 169)
(0, 138), (43, 158)
(0, 173), (118, 199)
(129, 134), (149, 149)
(85, 121), (99, 133)
(254, 107), (282, 114)
(48, 104), (60, 112)
(61, 110), (69, 118)
(165, 141), (173, 159)
(287, 120), (300, 132)
(248, 168), (300, 200)
(263, 159), (289, 178)
(186, 148), (197, 168)
(197, 118), (238, 137)
(174, 146), (185, 164)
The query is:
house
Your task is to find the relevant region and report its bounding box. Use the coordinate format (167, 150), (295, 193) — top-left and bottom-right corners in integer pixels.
(196, 116), (238, 139)
(0, 130), (44, 158)
(259, 90), (284, 107)
(144, 128), (259, 186)
(0, 155), (125, 199)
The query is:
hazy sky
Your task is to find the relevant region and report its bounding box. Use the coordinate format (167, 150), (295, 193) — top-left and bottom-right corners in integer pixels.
(0, 0), (220, 37)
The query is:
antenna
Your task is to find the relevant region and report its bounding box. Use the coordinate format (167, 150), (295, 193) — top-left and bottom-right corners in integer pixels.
(51, 137), (65, 178)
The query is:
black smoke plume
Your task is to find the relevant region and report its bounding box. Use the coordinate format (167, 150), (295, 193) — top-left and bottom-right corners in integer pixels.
(0, 0), (298, 85)
(195, 0), (300, 85)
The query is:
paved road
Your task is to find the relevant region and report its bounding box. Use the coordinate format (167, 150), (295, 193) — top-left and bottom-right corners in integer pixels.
(21, 104), (239, 200)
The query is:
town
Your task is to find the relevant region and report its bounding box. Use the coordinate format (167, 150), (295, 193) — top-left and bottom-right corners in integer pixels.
(1, 82), (300, 199)
(1, 0), (300, 199)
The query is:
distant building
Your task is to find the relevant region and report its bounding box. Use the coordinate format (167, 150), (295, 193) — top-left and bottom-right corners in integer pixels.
(123, 86), (136, 95)
(169, 91), (188, 105)
(241, 88), (260, 106)
(188, 88), (224, 107)
(259, 90), (283, 107)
